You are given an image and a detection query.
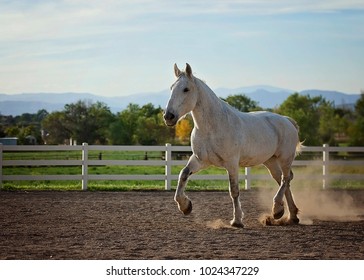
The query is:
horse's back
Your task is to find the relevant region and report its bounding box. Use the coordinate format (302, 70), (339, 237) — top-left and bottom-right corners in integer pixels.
(245, 111), (298, 135)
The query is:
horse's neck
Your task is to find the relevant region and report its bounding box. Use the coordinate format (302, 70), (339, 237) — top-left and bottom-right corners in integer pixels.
(191, 78), (227, 131)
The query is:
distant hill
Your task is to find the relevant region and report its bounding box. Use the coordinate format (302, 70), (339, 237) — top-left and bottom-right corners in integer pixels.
(215, 86), (360, 108)
(300, 89), (360, 107)
(0, 86), (360, 116)
(0, 101), (65, 116)
(0, 90), (171, 115)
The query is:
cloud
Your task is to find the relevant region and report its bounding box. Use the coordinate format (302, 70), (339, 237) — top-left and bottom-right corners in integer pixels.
(0, 0), (363, 95)
(0, 3), (128, 42)
(1, 0), (363, 44)
(143, 0), (364, 16)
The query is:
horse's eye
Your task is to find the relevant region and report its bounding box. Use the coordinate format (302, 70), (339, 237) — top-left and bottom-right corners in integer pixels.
(183, 88), (189, 93)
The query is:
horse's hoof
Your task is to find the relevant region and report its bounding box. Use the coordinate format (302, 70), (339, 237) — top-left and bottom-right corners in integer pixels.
(230, 221), (244, 228)
(290, 217), (300, 225)
(273, 209), (284, 220)
(264, 216), (273, 226)
(182, 200), (193, 215)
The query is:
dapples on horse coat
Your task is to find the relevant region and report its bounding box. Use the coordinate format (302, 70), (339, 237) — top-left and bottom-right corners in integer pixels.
(164, 63), (302, 227)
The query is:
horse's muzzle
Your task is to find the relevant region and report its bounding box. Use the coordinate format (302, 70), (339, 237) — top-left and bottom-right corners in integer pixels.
(163, 111), (177, 126)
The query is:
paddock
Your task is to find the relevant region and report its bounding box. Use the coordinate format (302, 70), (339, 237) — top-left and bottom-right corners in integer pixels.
(0, 190), (363, 259)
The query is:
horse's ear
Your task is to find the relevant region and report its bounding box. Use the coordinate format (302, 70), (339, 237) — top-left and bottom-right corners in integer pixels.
(174, 63), (182, 78)
(185, 63), (193, 78)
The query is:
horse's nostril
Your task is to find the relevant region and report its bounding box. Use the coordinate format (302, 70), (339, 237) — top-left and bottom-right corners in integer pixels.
(164, 111), (175, 121)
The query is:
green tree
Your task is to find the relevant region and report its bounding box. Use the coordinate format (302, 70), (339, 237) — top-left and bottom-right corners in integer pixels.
(63, 100), (114, 144)
(349, 92), (364, 146)
(113, 103), (141, 144)
(136, 110), (173, 145)
(222, 94), (261, 112)
(0, 125), (5, 138)
(277, 93), (338, 145)
(35, 109), (49, 123)
(88, 101), (115, 144)
(355, 92), (364, 116)
(4, 126), (20, 138)
(317, 100), (339, 145)
(6, 110), (49, 144)
(108, 103), (175, 145)
(138, 104), (176, 145)
(41, 111), (70, 144)
(108, 120), (128, 145)
(4, 124), (40, 144)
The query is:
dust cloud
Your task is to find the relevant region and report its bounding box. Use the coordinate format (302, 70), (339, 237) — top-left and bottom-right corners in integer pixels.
(206, 219), (234, 229)
(257, 187), (363, 225)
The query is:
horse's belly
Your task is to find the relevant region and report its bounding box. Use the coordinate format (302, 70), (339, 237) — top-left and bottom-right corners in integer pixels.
(238, 146), (276, 167)
(239, 157), (268, 167)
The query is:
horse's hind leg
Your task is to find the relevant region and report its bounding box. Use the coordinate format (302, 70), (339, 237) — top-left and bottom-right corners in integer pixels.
(284, 172), (299, 224)
(273, 158), (299, 223)
(264, 157), (285, 219)
(264, 156), (282, 185)
(175, 154), (205, 215)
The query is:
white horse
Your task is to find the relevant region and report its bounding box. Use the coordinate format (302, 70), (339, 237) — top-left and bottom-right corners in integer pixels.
(164, 63), (302, 227)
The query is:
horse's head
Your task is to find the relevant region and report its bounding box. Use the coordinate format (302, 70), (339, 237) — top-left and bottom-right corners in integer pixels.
(164, 63), (198, 126)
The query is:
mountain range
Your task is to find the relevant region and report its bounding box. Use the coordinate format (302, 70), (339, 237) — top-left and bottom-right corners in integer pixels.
(0, 86), (360, 116)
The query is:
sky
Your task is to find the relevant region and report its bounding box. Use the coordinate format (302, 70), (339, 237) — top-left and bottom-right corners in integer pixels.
(1, 0), (364, 96)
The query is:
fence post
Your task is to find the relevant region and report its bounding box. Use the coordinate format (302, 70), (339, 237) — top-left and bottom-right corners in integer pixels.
(244, 167), (251, 190)
(165, 143), (172, 190)
(82, 143), (88, 191)
(0, 144), (3, 190)
(322, 143), (329, 189)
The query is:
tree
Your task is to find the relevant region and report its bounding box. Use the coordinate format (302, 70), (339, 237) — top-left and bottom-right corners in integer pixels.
(41, 111), (69, 144)
(318, 100), (338, 145)
(110, 103), (141, 144)
(88, 102), (115, 144)
(0, 110), (49, 144)
(108, 103), (175, 145)
(4, 124), (40, 144)
(62, 100), (114, 144)
(222, 94), (261, 112)
(4, 126), (20, 138)
(35, 109), (49, 122)
(355, 91), (364, 117)
(349, 92), (364, 146)
(277, 93), (339, 146)
(0, 125), (5, 138)
(136, 114), (162, 145)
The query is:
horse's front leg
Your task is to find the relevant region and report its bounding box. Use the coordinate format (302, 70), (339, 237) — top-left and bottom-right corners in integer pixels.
(228, 167), (244, 228)
(175, 155), (204, 215)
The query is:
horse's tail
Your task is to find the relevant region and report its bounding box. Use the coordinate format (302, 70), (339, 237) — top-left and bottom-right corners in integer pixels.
(285, 116), (304, 156)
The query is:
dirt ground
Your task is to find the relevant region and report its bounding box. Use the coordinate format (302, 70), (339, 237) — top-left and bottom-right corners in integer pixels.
(0, 189), (363, 260)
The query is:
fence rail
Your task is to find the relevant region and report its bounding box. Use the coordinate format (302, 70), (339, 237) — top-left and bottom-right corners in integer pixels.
(1, 143), (363, 190)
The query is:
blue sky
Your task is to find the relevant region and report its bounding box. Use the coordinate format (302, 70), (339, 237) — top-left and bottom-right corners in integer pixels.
(1, 0), (363, 96)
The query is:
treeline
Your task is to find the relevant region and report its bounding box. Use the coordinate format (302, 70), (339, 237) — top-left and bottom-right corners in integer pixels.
(1, 92), (363, 146)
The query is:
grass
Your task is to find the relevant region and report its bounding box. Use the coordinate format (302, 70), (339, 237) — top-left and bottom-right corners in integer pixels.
(1, 150), (363, 191)
(2, 164), (363, 191)
(2, 150), (164, 161)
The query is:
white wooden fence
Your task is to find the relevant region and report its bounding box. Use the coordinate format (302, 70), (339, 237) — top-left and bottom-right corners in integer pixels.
(0, 143), (363, 190)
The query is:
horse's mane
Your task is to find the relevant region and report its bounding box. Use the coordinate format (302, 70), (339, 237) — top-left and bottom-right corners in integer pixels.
(172, 72), (239, 117)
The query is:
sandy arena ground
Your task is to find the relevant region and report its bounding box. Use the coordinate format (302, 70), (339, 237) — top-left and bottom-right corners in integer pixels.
(0, 189), (363, 259)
